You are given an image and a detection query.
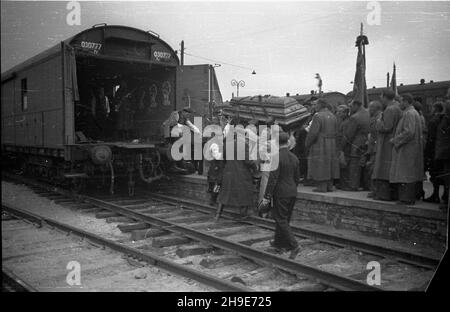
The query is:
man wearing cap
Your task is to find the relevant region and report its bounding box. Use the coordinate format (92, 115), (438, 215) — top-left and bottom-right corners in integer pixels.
(336, 104), (351, 189)
(434, 100), (450, 207)
(372, 90), (403, 201)
(366, 100), (383, 197)
(389, 94), (424, 205)
(305, 98), (340, 192)
(262, 131), (300, 259)
(343, 100), (370, 191)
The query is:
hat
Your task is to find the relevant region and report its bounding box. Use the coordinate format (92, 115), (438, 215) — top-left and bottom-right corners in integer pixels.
(182, 107), (195, 114)
(279, 131), (290, 145)
(248, 119), (258, 126)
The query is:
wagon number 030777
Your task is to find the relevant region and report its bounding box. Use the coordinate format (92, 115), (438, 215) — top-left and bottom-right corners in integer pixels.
(80, 41), (102, 54)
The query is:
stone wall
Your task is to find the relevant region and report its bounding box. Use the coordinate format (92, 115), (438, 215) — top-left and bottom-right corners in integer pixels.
(153, 175), (447, 248)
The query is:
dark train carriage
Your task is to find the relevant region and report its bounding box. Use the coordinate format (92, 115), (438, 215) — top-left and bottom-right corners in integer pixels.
(1, 25), (218, 194)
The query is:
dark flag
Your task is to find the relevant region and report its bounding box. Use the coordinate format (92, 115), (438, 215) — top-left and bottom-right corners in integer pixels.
(352, 23), (369, 108)
(390, 62), (398, 96)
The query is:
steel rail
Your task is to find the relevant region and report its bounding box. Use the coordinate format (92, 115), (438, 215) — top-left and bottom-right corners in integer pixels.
(2, 173), (382, 290)
(1, 204), (249, 292)
(2, 267), (37, 292)
(146, 192), (440, 269)
(76, 196), (381, 291)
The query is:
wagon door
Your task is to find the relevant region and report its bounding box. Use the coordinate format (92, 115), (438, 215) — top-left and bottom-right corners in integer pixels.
(62, 43), (79, 155)
(176, 65), (223, 117)
(27, 113), (43, 146)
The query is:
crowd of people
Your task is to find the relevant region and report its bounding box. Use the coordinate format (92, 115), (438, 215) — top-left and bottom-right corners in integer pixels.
(167, 92), (449, 258)
(293, 90), (450, 207)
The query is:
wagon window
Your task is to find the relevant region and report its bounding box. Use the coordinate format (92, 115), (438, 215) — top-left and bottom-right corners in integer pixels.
(21, 78), (28, 111)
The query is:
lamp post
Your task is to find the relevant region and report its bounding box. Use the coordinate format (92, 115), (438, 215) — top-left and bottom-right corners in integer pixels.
(231, 79), (245, 97)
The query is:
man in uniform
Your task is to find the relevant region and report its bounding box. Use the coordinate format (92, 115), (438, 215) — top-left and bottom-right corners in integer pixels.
(366, 100), (383, 197)
(389, 94), (424, 205)
(424, 102), (445, 203)
(335, 104), (351, 189)
(305, 98), (340, 192)
(434, 100), (450, 206)
(372, 90), (402, 200)
(343, 100), (370, 191)
(262, 131), (300, 259)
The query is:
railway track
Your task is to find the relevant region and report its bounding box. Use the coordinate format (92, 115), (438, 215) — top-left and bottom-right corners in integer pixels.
(2, 267), (36, 292)
(2, 172), (437, 291)
(143, 192), (440, 269)
(2, 204), (246, 292)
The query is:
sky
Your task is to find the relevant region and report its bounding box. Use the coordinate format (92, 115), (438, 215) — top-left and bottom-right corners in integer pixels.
(1, 1), (450, 100)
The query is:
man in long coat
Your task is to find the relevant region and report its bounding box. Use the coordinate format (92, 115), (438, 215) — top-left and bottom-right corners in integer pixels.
(389, 94), (424, 205)
(434, 100), (450, 206)
(343, 100), (370, 190)
(366, 100), (383, 197)
(372, 90), (402, 200)
(424, 102), (445, 203)
(305, 99), (340, 192)
(336, 104), (351, 189)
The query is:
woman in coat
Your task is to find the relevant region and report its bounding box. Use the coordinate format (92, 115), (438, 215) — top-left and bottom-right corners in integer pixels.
(215, 124), (258, 221)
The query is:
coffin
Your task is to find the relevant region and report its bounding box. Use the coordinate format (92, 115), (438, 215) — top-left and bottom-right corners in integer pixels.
(222, 95), (311, 129)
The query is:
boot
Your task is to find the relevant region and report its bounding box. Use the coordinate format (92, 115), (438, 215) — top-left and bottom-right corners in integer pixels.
(313, 181), (327, 193)
(327, 181), (334, 192)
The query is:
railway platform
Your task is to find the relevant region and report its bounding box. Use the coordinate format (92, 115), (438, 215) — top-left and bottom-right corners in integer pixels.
(154, 174), (447, 254)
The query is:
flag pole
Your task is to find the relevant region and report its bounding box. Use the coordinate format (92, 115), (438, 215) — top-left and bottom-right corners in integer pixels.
(360, 23), (365, 107)
(352, 22), (369, 108)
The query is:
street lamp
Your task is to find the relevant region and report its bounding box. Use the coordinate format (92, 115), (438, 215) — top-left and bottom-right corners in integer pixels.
(231, 79), (245, 97)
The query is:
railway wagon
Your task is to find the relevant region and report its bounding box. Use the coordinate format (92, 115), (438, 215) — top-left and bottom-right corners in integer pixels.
(1, 24), (222, 195)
